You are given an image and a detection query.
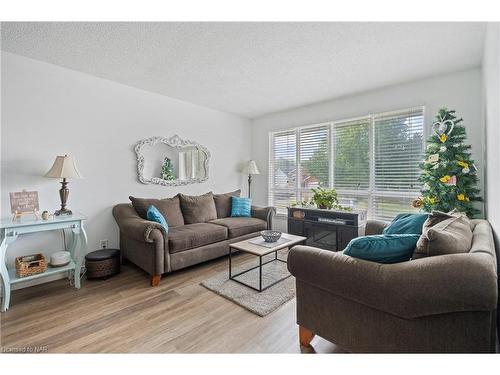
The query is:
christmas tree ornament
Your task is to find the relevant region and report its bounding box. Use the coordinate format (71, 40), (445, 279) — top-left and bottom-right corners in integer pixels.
(439, 175), (451, 183)
(432, 114), (455, 136)
(411, 197), (424, 208)
(418, 108), (482, 217)
(428, 154), (439, 163)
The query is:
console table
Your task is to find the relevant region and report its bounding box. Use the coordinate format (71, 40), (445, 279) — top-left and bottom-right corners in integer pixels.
(0, 213), (87, 312)
(287, 207), (366, 252)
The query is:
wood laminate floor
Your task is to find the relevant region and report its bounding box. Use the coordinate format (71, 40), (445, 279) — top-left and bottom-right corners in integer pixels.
(0, 253), (345, 353)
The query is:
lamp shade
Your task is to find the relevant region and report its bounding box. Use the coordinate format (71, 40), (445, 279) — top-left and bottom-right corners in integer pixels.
(246, 160), (260, 175)
(44, 154), (83, 179)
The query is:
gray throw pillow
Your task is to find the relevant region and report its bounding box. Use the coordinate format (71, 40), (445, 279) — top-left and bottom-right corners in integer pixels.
(129, 194), (185, 227)
(413, 212), (472, 258)
(213, 189), (241, 218)
(179, 192), (218, 224)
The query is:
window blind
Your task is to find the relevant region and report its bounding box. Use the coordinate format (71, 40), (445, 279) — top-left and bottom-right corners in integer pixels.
(332, 118), (370, 190)
(299, 125), (329, 189)
(268, 106), (425, 221)
(373, 107), (424, 192)
(371, 108), (424, 220)
(269, 130), (296, 215)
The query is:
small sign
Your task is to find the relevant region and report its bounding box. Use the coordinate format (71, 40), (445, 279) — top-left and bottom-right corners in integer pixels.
(10, 190), (40, 214)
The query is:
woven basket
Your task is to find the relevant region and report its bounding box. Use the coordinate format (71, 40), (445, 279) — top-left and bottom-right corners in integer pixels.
(15, 253), (48, 278)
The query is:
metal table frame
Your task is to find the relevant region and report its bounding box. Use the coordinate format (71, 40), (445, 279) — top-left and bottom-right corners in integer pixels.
(228, 246), (291, 292)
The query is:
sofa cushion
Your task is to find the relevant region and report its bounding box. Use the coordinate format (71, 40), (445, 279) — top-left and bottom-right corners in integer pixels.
(146, 205), (168, 231)
(209, 217), (267, 238)
(167, 223), (228, 253)
(383, 213), (429, 235)
(179, 192), (218, 224)
(213, 189), (241, 218)
(231, 196), (252, 217)
(129, 195), (184, 227)
(343, 234), (420, 264)
(413, 213), (473, 258)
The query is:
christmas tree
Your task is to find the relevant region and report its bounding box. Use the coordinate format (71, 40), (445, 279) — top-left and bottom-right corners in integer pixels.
(415, 108), (481, 217)
(160, 157), (176, 180)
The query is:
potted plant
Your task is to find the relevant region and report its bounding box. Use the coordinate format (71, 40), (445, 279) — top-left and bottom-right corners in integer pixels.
(311, 187), (339, 210)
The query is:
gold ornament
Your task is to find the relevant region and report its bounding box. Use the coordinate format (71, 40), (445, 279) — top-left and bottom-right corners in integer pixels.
(457, 194), (466, 201)
(439, 175), (451, 183)
(439, 134), (447, 143)
(411, 197), (423, 208)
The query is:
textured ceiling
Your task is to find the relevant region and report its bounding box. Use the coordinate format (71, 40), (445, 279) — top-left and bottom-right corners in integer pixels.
(1, 22), (486, 118)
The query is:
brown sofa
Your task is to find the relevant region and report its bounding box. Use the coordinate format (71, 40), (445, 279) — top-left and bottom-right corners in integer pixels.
(113, 191), (275, 286)
(288, 219), (498, 353)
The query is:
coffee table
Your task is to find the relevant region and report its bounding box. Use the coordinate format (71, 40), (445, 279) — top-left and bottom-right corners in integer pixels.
(228, 233), (306, 292)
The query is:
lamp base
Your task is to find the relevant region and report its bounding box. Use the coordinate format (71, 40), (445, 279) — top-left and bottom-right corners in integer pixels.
(54, 208), (73, 216)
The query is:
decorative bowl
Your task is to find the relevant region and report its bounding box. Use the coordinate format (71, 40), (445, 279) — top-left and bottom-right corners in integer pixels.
(260, 230), (282, 243)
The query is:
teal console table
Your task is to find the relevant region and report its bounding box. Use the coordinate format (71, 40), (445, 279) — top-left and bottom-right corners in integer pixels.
(0, 213), (87, 311)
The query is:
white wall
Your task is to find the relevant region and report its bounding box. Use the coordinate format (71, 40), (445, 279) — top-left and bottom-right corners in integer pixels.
(251, 69), (485, 230)
(483, 23), (500, 241)
(1, 52), (251, 271)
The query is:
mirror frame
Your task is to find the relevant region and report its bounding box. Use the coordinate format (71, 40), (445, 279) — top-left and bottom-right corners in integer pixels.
(135, 135), (210, 186)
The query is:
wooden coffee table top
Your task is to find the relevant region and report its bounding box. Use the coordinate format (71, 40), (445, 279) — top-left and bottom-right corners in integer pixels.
(229, 233), (306, 256)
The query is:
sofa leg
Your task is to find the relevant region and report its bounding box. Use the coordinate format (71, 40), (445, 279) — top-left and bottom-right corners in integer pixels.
(299, 325), (315, 347)
(151, 275), (161, 286)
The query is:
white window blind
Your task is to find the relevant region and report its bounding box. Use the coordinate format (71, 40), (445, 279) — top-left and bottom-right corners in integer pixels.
(371, 107), (424, 221)
(299, 125), (329, 189)
(373, 108), (424, 192)
(269, 130), (296, 215)
(268, 106), (424, 221)
(332, 118), (370, 190)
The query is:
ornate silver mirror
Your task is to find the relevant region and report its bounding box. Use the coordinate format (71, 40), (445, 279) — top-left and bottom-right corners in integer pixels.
(135, 135), (210, 186)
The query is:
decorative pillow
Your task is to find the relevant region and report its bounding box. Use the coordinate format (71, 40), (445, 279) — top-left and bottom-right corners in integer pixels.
(231, 196), (252, 217)
(413, 212), (472, 258)
(383, 213), (429, 235)
(129, 195), (184, 227)
(213, 189), (241, 218)
(178, 192), (218, 224)
(146, 205), (168, 232)
(343, 234), (420, 264)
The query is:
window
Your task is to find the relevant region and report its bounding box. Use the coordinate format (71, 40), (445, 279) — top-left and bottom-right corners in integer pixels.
(268, 107), (424, 220)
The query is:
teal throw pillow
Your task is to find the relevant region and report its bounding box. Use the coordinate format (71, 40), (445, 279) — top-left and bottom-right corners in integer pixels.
(343, 234), (420, 264)
(146, 205), (168, 232)
(231, 196), (252, 217)
(383, 213), (429, 235)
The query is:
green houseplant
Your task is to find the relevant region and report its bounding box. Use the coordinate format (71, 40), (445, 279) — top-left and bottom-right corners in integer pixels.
(311, 187), (339, 210)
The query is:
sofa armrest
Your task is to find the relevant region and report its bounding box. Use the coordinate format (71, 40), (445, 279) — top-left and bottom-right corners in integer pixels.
(364, 219), (388, 235)
(251, 205), (276, 229)
(112, 203), (167, 243)
(288, 245), (497, 319)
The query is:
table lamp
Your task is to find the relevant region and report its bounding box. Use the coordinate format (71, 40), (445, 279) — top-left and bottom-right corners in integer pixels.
(245, 160), (260, 198)
(44, 154), (83, 216)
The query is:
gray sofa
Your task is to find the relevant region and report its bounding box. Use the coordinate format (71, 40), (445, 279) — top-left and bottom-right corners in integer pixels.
(288, 219), (498, 353)
(113, 191), (275, 286)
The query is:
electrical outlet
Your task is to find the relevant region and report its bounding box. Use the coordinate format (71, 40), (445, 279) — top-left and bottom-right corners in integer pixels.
(100, 239), (108, 249)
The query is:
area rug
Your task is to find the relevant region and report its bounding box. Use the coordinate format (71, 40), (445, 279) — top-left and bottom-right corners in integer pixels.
(200, 251), (295, 317)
